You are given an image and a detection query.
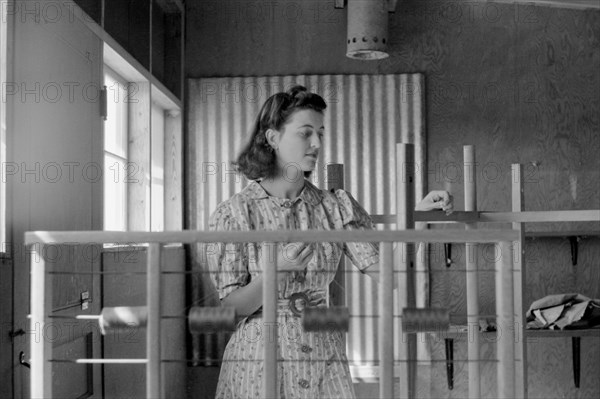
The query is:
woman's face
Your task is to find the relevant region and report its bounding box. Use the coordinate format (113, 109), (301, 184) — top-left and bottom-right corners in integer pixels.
(272, 109), (324, 177)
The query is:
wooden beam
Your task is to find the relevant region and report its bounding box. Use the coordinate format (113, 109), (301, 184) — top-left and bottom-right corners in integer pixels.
(495, 241), (516, 399)
(413, 210), (600, 224)
(471, 0), (600, 10)
(379, 243), (394, 399)
(128, 82), (151, 231)
(164, 110), (183, 230)
(412, 211), (480, 223)
(147, 244), (162, 398)
(30, 246), (52, 398)
(511, 164), (528, 399)
(24, 229), (520, 246)
(396, 143), (416, 399)
(327, 164), (345, 308)
(463, 146), (481, 399)
(262, 243), (278, 399)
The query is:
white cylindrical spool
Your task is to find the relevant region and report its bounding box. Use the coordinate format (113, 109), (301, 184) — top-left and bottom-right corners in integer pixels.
(495, 241), (516, 399)
(379, 242), (394, 399)
(302, 307), (349, 332)
(347, 0), (389, 60)
(464, 145), (481, 399)
(262, 242), (278, 399)
(188, 306), (237, 334)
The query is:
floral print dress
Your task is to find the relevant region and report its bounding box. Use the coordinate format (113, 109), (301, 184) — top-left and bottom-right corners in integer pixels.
(207, 180), (379, 399)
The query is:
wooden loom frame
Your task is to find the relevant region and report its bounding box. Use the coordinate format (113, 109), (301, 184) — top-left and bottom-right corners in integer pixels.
(26, 143), (599, 398)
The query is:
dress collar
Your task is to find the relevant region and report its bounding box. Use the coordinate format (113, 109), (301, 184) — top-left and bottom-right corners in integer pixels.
(243, 180), (323, 206)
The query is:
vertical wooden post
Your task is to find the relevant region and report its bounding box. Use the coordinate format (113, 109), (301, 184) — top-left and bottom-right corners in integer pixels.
(327, 164), (345, 308)
(495, 241), (516, 399)
(396, 143), (416, 399)
(30, 244), (52, 398)
(128, 82), (151, 231)
(463, 145), (481, 399)
(147, 243), (162, 398)
(262, 242), (279, 399)
(512, 164), (528, 398)
(379, 242), (394, 399)
(164, 110), (183, 231)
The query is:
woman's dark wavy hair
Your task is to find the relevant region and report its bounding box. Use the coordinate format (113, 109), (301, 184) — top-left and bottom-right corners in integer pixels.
(233, 85), (327, 180)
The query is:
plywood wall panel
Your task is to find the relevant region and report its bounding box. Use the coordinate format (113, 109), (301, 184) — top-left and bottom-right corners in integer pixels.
(102, 246), (186, 399)
(185, 1), (599, 396)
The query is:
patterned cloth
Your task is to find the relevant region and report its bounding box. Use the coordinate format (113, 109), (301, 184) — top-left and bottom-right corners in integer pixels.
(207, 180), (379, 398)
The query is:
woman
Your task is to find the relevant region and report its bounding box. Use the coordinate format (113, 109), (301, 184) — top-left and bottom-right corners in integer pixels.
(207, 86), (452, 398)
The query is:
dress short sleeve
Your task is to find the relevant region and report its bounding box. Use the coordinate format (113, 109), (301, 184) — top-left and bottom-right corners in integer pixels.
(206, 203), (248, 301)
(334, 189), (379, 272)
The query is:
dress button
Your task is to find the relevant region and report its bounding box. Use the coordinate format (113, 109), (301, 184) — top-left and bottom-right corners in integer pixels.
(298, 379), (310, 389)
(282, 201), (292, 208)
(301, 344), (312, 353)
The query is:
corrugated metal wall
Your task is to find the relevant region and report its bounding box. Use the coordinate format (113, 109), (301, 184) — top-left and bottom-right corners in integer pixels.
(187, 74), (427, 371)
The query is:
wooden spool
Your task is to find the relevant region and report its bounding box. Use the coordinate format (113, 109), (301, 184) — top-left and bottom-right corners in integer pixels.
(401, 308), (450, 332)
(97, 306), (237, 335)
(188, 306), (237, 334)
(302, 307), (350, 332)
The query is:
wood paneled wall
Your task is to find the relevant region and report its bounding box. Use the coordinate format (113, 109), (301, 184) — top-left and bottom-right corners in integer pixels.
(185, 1), (599, 398)
(102, 246), (186, 399)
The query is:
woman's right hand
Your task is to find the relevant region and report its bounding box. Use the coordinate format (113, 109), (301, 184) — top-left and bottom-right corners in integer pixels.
(274, 242), (313, 283)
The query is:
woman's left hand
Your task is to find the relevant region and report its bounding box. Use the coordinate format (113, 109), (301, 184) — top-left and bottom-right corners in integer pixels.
(415, 190), (454, 214)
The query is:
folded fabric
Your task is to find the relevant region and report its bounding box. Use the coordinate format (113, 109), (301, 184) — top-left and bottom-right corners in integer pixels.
(526, 293), (600, 330)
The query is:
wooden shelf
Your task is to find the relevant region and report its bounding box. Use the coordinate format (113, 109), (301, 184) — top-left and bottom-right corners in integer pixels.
(525, 230), (600, 238)
(526, 329), (600, 338)
(429, 327), (600, 339)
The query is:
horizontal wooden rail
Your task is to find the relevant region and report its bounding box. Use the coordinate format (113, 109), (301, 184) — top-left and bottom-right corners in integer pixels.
(24, 229), (519, 246)
(75, 359), (148, 364)
(369, 210), (600, 224)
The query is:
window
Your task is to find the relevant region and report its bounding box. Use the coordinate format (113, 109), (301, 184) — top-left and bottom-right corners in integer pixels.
(102, 43), (180, 234)
(103, 67), (129, 231)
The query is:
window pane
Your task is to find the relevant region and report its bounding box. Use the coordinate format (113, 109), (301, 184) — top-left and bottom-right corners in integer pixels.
(104, 68), (128, 158)
(104, 67), (129, 232)
(104, 154), (127, 231)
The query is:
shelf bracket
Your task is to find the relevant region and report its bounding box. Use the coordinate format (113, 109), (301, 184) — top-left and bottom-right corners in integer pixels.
(572, 336), (581, 388)
(445, 338), (454, 390)
(568, 236), (579, 266)
(444, 243), (452, 267)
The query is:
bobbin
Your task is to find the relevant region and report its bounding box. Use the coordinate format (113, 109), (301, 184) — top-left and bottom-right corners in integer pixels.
(401, 308), (450, 332)
(188, 306), (237, 334)
(301, 307), (350, 332)
(95, 305), (237, 335)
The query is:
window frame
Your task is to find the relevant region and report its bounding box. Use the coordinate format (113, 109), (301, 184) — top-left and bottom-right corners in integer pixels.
(103, 65), (130, 232)
(102, 43), (181, 237)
